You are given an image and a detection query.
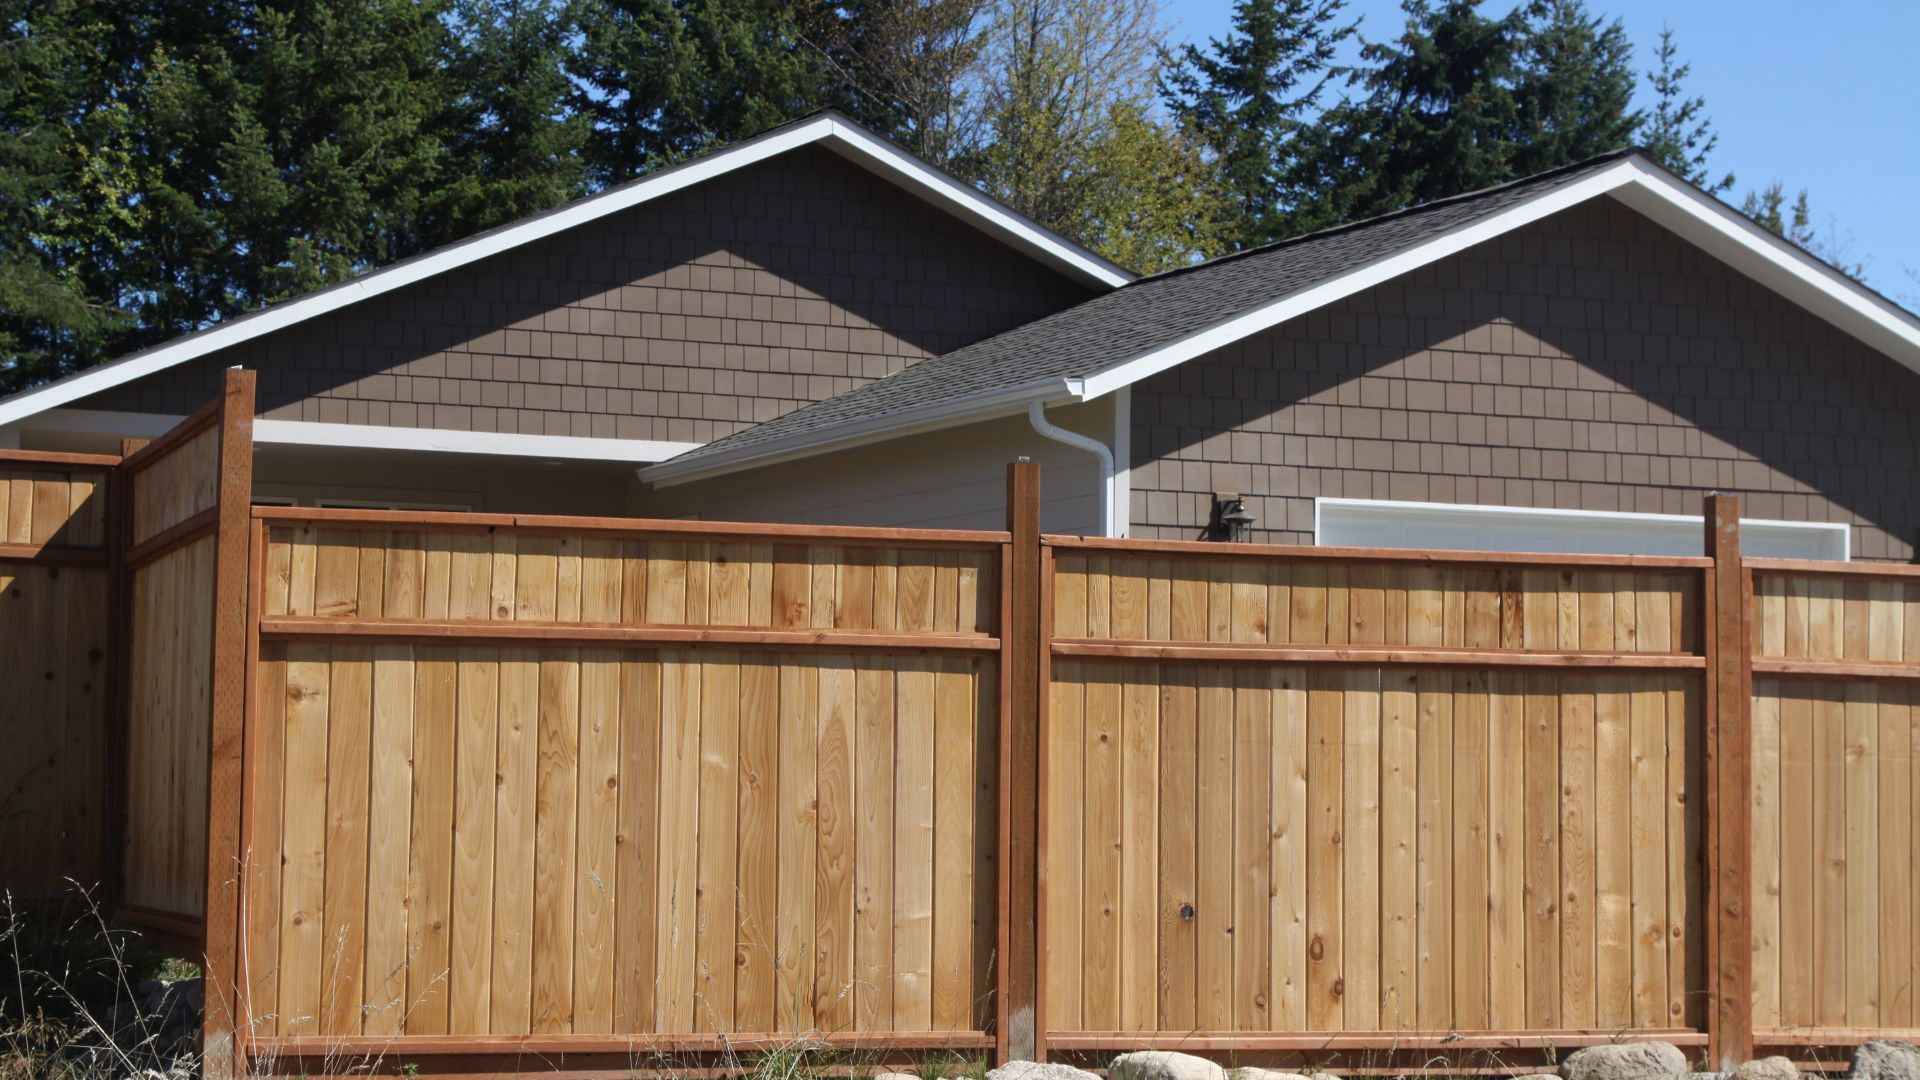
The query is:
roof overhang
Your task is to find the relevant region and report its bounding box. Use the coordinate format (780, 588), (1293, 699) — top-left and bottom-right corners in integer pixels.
(0, 113), (1132, 431)
(643, 155), (1920, 486)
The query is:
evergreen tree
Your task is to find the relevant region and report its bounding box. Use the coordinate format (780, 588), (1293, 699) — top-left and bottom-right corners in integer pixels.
(1160, 0), (1355, 249)
(0, 0), (139, 391)
(439, 0), (590, 230)
(1512, 0), (1638, 175)
(570, 0), (831, 183)
(1287, 0), (1529, 231)
(1638, 26), (1731, 192)
(1742, 182), (1865, 280)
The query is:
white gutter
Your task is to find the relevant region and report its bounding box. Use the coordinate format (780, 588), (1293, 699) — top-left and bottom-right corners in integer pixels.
(1026, 401), (1116, 538)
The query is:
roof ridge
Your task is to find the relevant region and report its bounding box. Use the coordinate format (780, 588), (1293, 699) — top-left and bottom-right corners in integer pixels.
(1131, 146), (1648, 288)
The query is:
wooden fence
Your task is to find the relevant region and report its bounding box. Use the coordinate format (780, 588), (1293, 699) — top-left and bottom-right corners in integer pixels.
(1747, 561), (1920, 1048)
(237, 514), (1008, 1072)
(10, 421), (1920, 1075)
(1035, 540), (1713, 1068)
(0, 449), (115, 898)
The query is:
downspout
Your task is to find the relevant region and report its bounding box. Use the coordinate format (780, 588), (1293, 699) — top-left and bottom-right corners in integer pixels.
(1026, 401), (1115, 537)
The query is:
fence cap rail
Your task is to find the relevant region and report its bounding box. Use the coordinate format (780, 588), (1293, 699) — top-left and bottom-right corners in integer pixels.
(1044, 533), (1714, 570)
(1744, 555), (1920, 580)
(0, 448), (122, 469)
(254, 504), (1011, 547)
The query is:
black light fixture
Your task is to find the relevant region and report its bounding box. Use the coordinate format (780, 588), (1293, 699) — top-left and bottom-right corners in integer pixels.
(1206, 493), (1257, 543)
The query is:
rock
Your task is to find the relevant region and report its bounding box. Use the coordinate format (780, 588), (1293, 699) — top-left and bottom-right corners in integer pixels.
(1732, 1056), (1799, 1080)
(873, 1072), (924, 1080)
(1110, 1051), (1228, 1080)
(1851, 1042), (1920, 1080)
(987, 1062), (1102, 1080)
(1560, 1041), (1691, 1080)
(1233, 1070), (1313, 1080)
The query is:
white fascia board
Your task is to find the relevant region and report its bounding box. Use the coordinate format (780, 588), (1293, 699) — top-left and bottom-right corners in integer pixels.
(1609, 158), (1920, 368)
(1314, 496), (1850, 560)
(0, 113), (1128, 430)
(253, 420), (699, 463)
(10, 407), (698, 463)
(1075, 163), (1643, 401)
(820, 118), (1132, 289)
(640, 377), (1078, 487)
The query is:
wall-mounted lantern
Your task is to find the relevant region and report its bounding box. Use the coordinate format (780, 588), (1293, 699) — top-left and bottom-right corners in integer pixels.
(1206, 493), (1256, 543)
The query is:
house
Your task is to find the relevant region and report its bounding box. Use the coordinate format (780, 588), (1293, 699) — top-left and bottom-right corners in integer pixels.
(5, 115), (1918, 560)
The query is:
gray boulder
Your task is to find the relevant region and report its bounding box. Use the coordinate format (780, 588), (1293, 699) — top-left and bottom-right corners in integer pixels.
(1731, 1056), (1799, 1080)
(1851, 1041), (1920, 1080)
(1233, 1071), (1313, 1080)
(987, 1062), (1102, 1080)
(1111, 1051), (1227, 1080)
(1560, 1041), (1691, 1080)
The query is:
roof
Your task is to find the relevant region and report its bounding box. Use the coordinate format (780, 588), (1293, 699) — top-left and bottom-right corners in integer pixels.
(644, 149), (1920, 486)
(0, 110), (1132, 429)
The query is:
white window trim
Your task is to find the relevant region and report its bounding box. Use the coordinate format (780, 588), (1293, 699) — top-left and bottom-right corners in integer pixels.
(1314, 497), (1849, 561)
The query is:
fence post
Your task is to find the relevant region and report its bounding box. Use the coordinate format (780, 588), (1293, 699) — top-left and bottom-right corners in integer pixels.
(202, 370), (256, 1080)
(1704, 494), (1753, 1069)
(998, 460), (1043, 1063)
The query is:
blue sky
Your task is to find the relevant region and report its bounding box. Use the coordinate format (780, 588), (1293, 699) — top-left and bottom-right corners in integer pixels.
(1161, 0), (1919, 303)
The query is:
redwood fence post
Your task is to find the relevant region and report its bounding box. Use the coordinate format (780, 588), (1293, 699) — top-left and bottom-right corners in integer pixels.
(202, 370), (256, 1080)
(998, 460), (1043, 1063)
(1703, 493), (1753, 1069)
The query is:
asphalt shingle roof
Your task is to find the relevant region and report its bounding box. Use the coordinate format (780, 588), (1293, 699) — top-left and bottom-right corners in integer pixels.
(663, 149), (1640, 468)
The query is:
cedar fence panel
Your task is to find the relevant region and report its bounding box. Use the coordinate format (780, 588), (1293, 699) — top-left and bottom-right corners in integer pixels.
(1747, 560), (1920, 1057)
(1038, 540), (1711, 1065)
(239, 512), (1005, 1069)
(0, 452), (115, 898)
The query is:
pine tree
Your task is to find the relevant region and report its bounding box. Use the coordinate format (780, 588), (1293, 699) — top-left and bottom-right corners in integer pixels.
(1513, 0), (1639, 175)
(570, 0), (832, 184)
(0, 0), (139, 391)
(438, 0), (590, 230)
(1160, 0), (1355, 249)
(1638, 26), (1731, 192)
(1742, 182), (1865, 280)
(1287, 0), (1529, 230)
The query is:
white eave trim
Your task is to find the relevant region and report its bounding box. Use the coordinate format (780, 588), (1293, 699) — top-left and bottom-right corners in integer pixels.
(640, 377), (1075, 487)
(0, 113), (1130, 430)
(254, 420), (700, 463)
(8, 407), (698, 463)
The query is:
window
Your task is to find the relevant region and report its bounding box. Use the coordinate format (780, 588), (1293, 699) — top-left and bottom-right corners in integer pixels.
(1314, 498), (1849, 560)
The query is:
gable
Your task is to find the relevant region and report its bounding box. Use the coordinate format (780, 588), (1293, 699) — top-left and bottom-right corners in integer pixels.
(1127, 197), (1920, 559)
(68, 146), (1094, 445)
(0, 112), (1125, 440)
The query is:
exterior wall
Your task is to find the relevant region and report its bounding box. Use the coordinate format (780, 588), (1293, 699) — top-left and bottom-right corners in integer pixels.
(83, 146), (1092, 443)
(252, 445), (632, 515)
(639, 401), (1113, 534)
(1128, 196), (1920, 560)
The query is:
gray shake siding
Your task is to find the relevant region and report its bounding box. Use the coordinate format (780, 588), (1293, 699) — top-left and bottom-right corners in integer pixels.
(1128, 197), (1920, 560)
(82, 146), (1093, 443)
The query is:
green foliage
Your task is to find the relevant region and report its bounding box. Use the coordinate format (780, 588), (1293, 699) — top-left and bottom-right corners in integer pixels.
(1638, 25), (1731, 192)
(1160, 0), (1356, 249)
(1512, 0), (1639, 174)
(1742, 181), (1865, 281)
(570, 0), (832, 182)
